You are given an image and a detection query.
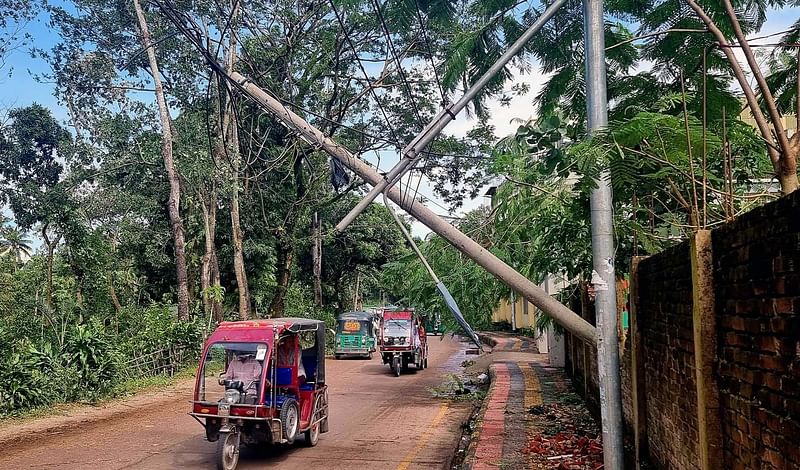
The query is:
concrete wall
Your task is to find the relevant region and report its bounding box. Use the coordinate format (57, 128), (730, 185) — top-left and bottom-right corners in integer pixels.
(563, 190), (800, 469)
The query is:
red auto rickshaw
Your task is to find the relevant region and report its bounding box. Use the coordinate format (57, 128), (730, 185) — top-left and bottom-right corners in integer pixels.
(191, 318), (329, 470)
(379, 307), (428, 377)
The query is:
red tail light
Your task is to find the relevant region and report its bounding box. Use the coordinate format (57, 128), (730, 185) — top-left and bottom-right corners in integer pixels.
(193, 403), (218, 414)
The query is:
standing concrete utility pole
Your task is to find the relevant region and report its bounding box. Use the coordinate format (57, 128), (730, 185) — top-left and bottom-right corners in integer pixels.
(224, 70), (596, 345)
(583, 0), (624, 467)
(334, 0), (569, 232)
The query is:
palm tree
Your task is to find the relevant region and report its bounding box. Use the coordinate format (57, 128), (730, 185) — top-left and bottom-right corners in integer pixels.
(0, 227), (33, 265)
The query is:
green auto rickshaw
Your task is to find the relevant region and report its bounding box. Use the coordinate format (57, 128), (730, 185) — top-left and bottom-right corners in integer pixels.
(423, 312), (443, 336)
(334, 311), (377, 359)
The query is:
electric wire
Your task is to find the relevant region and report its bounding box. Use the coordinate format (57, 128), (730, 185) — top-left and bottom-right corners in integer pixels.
(155, 0), (484, 217)
(369, 0), (425, 205)
(328, 0), (403, 149)
(370, 0), (424, 129)
(412, 0), (446, 106)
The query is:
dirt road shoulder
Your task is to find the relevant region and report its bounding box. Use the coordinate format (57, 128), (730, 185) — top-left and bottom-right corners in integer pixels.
(0, 377), (195, 448)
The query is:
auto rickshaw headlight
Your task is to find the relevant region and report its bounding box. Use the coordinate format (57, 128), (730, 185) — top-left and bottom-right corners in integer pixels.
(224, 389), (240, 404)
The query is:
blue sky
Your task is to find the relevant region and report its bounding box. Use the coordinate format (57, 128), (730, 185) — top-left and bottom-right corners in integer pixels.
(1, 4), (799, 240)
(0, 8), (65, 120)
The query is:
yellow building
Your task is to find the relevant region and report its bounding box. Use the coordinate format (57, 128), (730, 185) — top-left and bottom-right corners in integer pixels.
(738, 102), (797, 136)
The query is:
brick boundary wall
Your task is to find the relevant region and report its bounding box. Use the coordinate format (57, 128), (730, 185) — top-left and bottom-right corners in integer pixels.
(562, 190), (800, 469)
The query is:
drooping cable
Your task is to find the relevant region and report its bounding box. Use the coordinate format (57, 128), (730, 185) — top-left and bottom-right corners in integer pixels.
(370, 0), (424, 129)
(328, 0), (403, 149)
(412, 0), (446, 106)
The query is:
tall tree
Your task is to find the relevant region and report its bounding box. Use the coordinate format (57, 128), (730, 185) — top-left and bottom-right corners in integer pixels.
(220, 1), (251, 319)
(132, 0), (190, 320)
(0, 104), (72, 304)
(0, 226), (32, 266)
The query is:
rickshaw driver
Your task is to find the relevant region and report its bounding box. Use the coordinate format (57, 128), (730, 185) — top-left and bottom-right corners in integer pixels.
(222, 351), (262, 391)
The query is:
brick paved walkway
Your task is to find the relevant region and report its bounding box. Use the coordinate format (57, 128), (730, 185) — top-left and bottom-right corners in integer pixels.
(466, 332), (600, 470)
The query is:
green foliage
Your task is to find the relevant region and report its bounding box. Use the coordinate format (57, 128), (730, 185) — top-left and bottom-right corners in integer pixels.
(382, 208), (505, 333)
(116, 305), (203, 357)
(0, 288), (203, 415)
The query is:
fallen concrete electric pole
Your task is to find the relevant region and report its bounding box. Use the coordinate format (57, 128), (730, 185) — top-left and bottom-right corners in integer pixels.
(227, 70), (596, 344)
(334, 0), (569, 232)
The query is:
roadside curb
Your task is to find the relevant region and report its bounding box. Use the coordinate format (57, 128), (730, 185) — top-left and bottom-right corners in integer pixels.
(477, 332), (498, 349)
(463, 362), (509, 470)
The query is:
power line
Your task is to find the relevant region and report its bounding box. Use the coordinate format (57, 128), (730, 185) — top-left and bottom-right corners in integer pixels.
(370, 0), (424, 128)
(412, 0), (446, 106)
(328, 0), (402, 149)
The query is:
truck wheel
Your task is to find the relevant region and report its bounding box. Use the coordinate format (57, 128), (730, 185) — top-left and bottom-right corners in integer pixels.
(281, 398), (300, 445)
(215, 431), (240, 470)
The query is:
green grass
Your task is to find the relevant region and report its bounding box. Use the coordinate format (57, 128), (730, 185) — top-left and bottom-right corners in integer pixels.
(0, 366), (197, 424)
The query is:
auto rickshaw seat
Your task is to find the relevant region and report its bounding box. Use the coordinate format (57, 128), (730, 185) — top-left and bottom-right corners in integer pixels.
(301, 350), (316, 383)
(276, 367), (293, 386)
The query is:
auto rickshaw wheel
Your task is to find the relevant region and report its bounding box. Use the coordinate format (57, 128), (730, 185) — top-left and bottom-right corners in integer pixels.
(304, 395), (323, 447)
(392, 356), (401, 376)
(424, 357), (428, 369)
(335, 354), (342, 360)
(281, 398), (300, 445)
(215, 431), (240, 470)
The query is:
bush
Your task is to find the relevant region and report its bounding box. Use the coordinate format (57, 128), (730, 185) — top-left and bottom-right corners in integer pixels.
(0, 304), (204, 417)
(117, 304), (204, 357)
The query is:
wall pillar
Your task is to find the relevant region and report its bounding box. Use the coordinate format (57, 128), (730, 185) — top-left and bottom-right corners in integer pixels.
(629, 256), (649, 469)
(690, 230), (723, 468)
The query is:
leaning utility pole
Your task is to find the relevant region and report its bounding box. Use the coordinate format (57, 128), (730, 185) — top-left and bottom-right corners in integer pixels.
(158, 0), (622, 458)
(225, 70), (596, 344)
(334, 0), (569, 232)
(583, 0), (625, 466)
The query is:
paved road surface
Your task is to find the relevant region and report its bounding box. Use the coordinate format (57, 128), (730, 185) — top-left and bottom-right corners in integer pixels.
(2, 336), (472, 470)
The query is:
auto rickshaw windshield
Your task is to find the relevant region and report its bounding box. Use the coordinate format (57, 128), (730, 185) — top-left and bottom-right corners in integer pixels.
(197, 342), (269, 402)
(383, 319), (411, 338)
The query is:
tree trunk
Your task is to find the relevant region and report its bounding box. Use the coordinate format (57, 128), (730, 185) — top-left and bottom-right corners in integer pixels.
(268, 243), (293, 317)
(220, 2), (250, 320)
(133, 0), (190, 320)
(200, 193), (223, 321)
(109, 277), (122, 313)
(312, 212), (323, 306)
(230, 186), (250, 318)
(41, 224), (61, 309)
(685, 0), (798, 193)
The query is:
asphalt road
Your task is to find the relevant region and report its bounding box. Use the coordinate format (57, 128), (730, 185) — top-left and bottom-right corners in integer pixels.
(2, 335), (473, 470)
